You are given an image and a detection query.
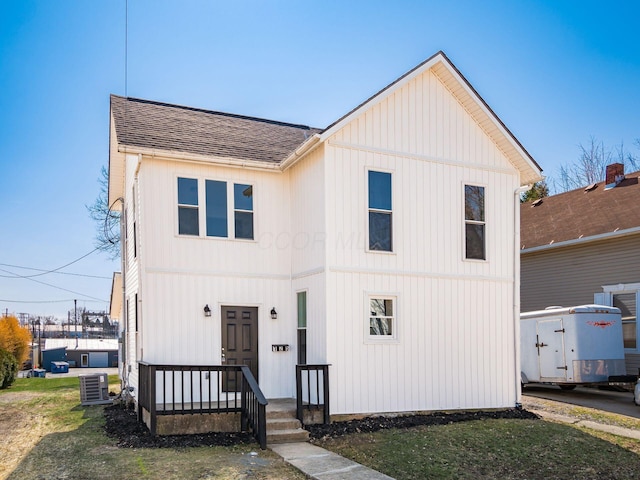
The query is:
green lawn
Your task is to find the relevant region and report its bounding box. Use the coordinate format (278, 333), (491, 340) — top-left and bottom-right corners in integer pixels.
(314, 417), (640, 480)
(3, 376), (640, 480)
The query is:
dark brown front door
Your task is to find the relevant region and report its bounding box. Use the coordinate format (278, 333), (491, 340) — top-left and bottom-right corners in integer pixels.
(221, 306), (258, 392)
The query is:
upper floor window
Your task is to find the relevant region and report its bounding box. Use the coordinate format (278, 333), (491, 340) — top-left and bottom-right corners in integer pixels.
(368, 171), (392, 252)
(178, 177), (199, 236)
(464, 185), (485, 260)
(234, 184), (254, 240)
(206, 180), (228, 237)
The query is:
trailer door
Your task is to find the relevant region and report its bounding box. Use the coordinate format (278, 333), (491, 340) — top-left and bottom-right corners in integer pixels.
(537, 319), (567, 381)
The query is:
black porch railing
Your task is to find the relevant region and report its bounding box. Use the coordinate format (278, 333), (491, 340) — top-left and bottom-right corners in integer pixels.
(138, 362), (268, 449)
(296, 364), (330, 425)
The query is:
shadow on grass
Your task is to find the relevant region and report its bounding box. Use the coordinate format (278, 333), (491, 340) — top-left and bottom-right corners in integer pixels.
(6, 403), (302, 480)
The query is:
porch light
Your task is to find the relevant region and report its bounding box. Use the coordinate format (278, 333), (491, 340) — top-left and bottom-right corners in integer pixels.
(270, 307), (278, 319)
(203, 304), (211, 317)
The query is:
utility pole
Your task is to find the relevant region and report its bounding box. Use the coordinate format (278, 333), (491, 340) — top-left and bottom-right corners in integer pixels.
(74, 299), (78, 347)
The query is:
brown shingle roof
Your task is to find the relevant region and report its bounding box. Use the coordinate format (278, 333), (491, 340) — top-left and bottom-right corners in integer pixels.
(520, 171), (640, 250)
(110, 95), (322, 164)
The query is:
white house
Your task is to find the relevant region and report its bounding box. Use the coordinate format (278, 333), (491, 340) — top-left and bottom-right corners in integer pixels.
(108, 51), (542, 436)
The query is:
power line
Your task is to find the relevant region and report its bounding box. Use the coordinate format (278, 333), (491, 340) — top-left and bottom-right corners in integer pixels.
(0, 248), (99, 279)
(0, 299), (106, 304)
(0, 267), (107, 302)
(0, 263), (110, 279)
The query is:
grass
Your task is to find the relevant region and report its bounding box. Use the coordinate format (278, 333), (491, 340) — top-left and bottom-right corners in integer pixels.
(314, 417), (640, 479)
(0, 375), (304, 480)
(3, 377), (640, 480)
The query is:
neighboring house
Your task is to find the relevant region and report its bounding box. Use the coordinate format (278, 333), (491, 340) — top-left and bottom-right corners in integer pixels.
(44, 338), (119, 368)
(520, 163), (640, 374)
(108, 51), (542, 432)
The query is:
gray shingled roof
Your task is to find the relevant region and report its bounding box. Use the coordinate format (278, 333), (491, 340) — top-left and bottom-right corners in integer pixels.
(520, 170), (640, 250)
(110, 95), (322, 164)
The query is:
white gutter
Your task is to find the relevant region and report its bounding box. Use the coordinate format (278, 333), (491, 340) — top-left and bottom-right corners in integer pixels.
(117, 145), (282, 172)
(279, 134), (322, 171)
(513, 184), (532, 407)
(521, 226), (640, 254)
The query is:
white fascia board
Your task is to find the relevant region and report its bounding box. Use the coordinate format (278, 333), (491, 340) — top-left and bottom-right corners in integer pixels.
(521, 226), (640, 254)
(116, 145), (282, 172)
(279, 134), (322, 170)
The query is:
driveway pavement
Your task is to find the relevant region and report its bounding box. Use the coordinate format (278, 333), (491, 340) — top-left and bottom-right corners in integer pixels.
(523, 384), (640, 419)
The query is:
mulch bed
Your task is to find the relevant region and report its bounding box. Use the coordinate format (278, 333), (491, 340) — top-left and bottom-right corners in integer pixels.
(103, 403), (539, 448)
(306, 408), (539, 440)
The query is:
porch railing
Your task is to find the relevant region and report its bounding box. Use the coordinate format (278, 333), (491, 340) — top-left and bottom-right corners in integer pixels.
(296, 364), (330, 425)
(138, 362), (268, 449)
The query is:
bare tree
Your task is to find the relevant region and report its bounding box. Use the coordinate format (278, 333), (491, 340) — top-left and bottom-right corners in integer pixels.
(550, 137), (639, 194)
(87, 166), (121, 258)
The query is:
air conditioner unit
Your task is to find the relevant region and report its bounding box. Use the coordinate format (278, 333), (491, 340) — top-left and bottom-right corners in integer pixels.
(79, 373), (112, 406)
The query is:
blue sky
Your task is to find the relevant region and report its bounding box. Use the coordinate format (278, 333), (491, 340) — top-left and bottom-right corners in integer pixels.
(1, 0), (638, 319)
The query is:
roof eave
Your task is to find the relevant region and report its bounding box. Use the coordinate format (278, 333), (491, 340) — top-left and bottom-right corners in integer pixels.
(521, 226), (640, 254)
(116, 144), (283, 172)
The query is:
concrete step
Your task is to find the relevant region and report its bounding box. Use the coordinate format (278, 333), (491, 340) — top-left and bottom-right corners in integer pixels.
(267, 428), (310, 444)
(267, 417), (302, 431)
(266, 408), (297, 420)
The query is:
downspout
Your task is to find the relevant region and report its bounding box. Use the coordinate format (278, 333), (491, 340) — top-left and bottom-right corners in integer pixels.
(513, 183), (533, 408)
(118, 196), (126, 390)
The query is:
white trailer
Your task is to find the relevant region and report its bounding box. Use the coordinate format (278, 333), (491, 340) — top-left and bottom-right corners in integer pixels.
(520, 305), (629, 389)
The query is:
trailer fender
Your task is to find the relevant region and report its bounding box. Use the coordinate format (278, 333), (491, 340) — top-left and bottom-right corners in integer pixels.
(521, 372), (529, 385)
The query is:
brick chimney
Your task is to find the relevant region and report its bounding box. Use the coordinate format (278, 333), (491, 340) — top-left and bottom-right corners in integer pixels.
(605, 163), (624, 189)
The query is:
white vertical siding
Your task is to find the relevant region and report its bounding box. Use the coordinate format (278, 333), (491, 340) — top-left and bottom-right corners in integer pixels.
(132, 155), (297, 398)
(123, 153), (140, 394)
(324, 67), (521, 412)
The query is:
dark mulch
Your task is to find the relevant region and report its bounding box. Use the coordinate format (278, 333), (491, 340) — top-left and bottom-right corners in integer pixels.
(103, 404), (254, 448)
(306, 408), (540, 440)
(104, 403), (539, 448)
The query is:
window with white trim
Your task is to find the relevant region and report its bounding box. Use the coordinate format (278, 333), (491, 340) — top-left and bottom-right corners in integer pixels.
(234, 184), (254, 240)
(177, 177), (255, 240)
(206, 179), (228, 237)
(177, 177), (199, 235)
(464, 184), (485, 260)
(597, 283), (640, 352)
(369, 297), (395, 338)
(368, 170), (392, 252)
(614, 293), (636, 350)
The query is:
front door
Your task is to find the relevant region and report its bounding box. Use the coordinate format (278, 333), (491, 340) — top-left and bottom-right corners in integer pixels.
(537, 319), (567, 381)
(221, 306), (258, 392)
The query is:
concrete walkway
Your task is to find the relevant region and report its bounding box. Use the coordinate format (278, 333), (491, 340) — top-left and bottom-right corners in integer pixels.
(527, 408), (640, 440)
(270, 442), (395, 480)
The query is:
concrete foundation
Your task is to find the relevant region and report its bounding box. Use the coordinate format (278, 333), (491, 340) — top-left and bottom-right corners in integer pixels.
(142, 408), (241, 435)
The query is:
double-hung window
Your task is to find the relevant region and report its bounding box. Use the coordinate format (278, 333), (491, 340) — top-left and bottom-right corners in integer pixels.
(177, 177), (199, 235)
(234, 184), (254, 240)
(464, 185), (486, 260)
(369, 297), (395, 338)
(206, 180), (228, 237)
(368, 170), (392, 252)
